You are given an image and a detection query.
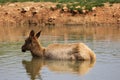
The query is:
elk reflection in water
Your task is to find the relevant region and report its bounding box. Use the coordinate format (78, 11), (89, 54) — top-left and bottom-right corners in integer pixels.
(22, 58), (95, 80)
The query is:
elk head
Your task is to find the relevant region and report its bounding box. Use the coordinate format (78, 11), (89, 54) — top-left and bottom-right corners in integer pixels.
(21, 30), (41, 53)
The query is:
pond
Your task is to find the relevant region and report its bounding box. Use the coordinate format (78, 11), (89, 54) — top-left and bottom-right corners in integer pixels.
(0, 25), (120, 80)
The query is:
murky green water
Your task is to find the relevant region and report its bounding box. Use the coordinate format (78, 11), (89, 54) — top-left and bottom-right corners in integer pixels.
(0, 25), (120, 80)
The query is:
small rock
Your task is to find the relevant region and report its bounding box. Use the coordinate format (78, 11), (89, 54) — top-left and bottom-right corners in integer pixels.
(63, 6), (68, 12)
(30, 7), (36, 11)
(24, 7), (30, 12)
(40, 4), (45, 8)
(117, 18), (120, 23)
(76, 6), (81, 9)
(92, 7), (96, 11)
(8, 3), (17, 7)
(21, 8), (27, 14)
(73, 10), (78, 13)
(50, 5), (57, 11)
(82, 9), (89, 14)
(20, 7), (30, 13)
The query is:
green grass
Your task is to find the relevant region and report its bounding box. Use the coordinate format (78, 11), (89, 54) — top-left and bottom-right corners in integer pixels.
(55, 0), (105, 13)
(0, 0), (119, 14)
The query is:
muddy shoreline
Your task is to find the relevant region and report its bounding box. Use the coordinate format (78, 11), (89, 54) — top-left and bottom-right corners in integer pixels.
(0, 2), (120, 26)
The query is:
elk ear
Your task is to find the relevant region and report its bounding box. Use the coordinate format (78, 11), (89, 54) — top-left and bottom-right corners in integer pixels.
(36, 31), (41, 38)
(29, 30), (35, 37)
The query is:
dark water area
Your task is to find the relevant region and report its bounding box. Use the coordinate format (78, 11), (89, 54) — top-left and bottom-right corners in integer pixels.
(0, 25), (120, 80)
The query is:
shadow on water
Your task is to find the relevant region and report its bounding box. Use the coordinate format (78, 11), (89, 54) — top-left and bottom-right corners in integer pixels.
(22, 58), (96, 80)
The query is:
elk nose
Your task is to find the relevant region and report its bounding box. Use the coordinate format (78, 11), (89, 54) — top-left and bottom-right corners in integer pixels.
(22, 49), (26, 52)
(21, 46), (26, 52)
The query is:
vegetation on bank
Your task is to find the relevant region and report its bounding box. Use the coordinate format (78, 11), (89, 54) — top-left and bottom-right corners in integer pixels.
(0, 0), (120, 14)
(54, 0), (120, 15)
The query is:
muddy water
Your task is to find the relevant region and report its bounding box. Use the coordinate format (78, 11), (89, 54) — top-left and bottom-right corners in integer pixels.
(0, 25), (120, 80)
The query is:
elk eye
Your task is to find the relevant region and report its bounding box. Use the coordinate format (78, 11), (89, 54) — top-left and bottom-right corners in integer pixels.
(25, 40), (27, 42)
(25, 39), (32, 43)
(28, 39), (32, 43)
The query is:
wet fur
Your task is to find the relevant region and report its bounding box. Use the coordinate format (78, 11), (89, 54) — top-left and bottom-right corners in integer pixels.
(22, 30), (96, 61)
(45, 43), (96, 61)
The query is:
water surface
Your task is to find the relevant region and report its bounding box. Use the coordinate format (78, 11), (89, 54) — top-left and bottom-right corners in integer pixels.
(0, 25), (120, 80)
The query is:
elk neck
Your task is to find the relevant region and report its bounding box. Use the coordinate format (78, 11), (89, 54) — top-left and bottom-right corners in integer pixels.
(30, 39), (45, 58)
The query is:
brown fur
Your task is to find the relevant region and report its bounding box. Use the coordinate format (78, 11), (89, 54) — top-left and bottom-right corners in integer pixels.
(21, 30), (96, 61)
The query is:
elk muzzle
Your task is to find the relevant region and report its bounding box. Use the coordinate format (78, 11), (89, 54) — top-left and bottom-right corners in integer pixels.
(21, 45), (26, 52)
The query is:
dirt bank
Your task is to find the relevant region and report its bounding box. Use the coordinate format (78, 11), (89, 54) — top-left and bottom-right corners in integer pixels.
(0, 2), (120, 26)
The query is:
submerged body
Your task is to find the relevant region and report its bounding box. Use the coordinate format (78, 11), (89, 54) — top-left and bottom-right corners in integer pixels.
(45, 43), (96, 61)
(21, 30), (96, 62)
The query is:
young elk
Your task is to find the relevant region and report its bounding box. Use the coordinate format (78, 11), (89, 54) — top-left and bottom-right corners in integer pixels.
(21, 30), (96, 61)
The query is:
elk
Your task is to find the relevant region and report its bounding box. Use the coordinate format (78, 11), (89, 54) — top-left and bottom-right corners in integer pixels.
(21, 30), (96, 61)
